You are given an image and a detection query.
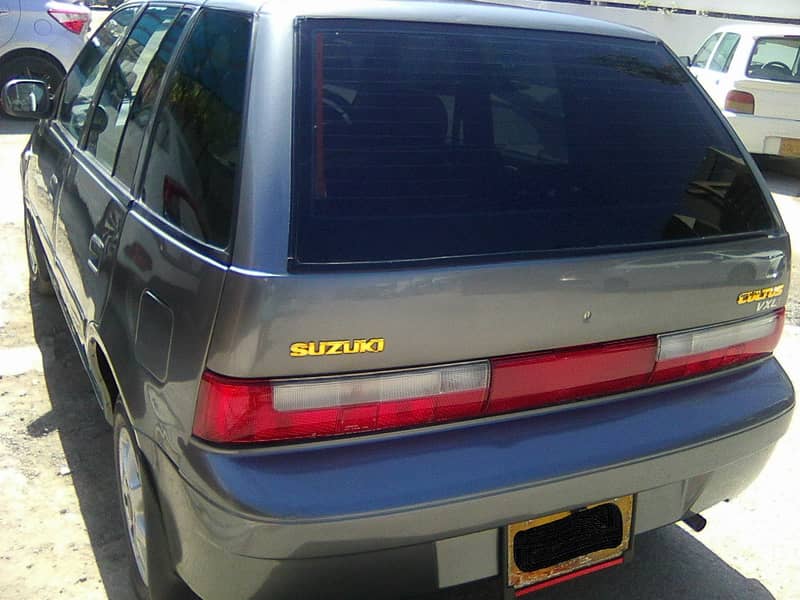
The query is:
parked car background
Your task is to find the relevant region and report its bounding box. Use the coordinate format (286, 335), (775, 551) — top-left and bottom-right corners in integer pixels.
(689, 24), (800, 158)
(0, 0), (89, 115)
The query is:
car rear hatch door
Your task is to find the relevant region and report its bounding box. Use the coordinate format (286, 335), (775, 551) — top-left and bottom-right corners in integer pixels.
(204, 19), (789, 441)
(733, 78), (800, 120)
(737, 35), (800, 120)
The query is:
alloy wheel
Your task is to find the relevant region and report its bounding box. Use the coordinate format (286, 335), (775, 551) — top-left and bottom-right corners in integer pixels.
(117, 427), (149, 586)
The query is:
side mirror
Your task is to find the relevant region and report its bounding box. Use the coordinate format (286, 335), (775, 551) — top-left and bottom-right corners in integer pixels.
(678, 56), (692, 68)
(1, 79), (51, 119)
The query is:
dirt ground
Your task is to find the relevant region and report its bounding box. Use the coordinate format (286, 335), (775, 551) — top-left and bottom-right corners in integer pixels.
(0, 120), (134, 599)
(0, 110), (799, 600)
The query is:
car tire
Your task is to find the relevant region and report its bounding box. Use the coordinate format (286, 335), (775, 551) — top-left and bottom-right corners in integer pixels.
(24, 210), (54, 295)
(113, 407), (199, 600)
(0, 54), (64, 117)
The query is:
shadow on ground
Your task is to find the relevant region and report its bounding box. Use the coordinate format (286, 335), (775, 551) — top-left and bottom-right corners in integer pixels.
(0, 117), (35, 136)
(28, 288), (135, 600)
(427, 525), (773, 600)
(753, 154), (800, 196)
(763, 171), (800, 198)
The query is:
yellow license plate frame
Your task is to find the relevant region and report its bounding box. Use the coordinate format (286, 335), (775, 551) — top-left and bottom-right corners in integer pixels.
(507, 495), (634, 590)
(779, 137), (800, 157)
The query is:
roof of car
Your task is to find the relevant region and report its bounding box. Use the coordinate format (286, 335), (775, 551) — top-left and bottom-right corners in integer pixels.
(712, 23), (800, 38)
(198, 0), (659, 42)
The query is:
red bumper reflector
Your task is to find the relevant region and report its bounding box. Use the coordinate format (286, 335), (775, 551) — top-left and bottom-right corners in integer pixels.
(514, 558), (624, 597)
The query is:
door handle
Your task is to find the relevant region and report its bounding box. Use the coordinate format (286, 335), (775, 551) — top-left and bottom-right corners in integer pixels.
(87, 234), (105, 274)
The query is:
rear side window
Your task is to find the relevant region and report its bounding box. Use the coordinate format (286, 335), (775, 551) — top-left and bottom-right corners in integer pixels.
(140, 9), (251, 248)
(747, 37), (800, 82)
(693, 33), (721, 69)
(292, 22), (776, 266)
(87, 5), (182, 172)
(709, 33), (740, 73)
(115, 9), (192, 187)
(60, 6), (138, 140)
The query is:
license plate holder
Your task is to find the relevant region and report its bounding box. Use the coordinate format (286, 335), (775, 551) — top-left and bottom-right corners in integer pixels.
(507, 495), (633, 590)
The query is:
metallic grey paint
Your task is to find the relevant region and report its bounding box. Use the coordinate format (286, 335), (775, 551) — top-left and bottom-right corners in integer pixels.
(209, 236), (790, 378)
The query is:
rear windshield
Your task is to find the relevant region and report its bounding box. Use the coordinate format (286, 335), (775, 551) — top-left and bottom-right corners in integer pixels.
(292, 21), (776, 266)
(747, 37), (800, 82)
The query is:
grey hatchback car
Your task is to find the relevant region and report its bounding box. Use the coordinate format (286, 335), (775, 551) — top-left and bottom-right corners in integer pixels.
(4, 0), (794, 598)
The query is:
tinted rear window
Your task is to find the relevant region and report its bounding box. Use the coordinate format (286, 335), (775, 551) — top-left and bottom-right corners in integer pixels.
(292, 21), (776, 266)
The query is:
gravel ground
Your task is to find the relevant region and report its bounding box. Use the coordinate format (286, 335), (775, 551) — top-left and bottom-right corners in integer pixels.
(769, 174), (800, 327)
(0, 119), (134, 600)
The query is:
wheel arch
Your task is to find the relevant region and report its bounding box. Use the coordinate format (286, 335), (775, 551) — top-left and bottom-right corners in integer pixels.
(0, 47), (66, 75)
(85, 326), (122, 426)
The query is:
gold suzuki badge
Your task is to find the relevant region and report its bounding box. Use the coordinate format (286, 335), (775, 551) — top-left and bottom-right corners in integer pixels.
(290, 338), (385, 357)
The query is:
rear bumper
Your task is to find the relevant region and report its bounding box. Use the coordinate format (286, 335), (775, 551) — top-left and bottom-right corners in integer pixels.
(148, 358), (794, 600)
(725, 112), (800, 155)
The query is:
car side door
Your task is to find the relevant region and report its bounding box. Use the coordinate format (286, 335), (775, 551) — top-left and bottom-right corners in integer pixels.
(24, 5), (137, 322)
(690, 32), (722, 91)
(703, 32), (742, 106)
(54, 4), (185, 344)
(105, 7), (251, 445)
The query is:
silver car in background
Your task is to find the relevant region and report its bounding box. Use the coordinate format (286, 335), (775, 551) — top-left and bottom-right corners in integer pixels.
(0, 0), (89, 113)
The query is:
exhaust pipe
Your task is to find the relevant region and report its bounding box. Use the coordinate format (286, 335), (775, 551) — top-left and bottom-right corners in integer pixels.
(683, 512), (707, 532)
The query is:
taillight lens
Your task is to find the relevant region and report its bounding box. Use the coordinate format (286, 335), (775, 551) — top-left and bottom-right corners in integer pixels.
(487, 338), (657, 415)
(194, 310), (784, 444)
(652, 309), (783, 383)
(725, 90), (755, 114)
(47, 8), (89, 35)
(194, 362), (489, 443)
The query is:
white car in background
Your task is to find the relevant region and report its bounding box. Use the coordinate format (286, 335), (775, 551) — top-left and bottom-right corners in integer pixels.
(689, 24), (800, 158)
(0, 0), (90, 115)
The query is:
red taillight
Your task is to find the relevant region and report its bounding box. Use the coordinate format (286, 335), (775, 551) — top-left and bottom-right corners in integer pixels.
(725, 90), (755, 115)
(651, 309), (783, 384)
(47, 8), (89, 35)
(488, 338), (657, 415)
(194, 363), (489, 443)
(193, 310), (785, 444)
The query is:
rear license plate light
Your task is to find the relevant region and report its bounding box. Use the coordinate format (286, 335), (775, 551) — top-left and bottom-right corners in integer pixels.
(507, 496), (633, 592)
